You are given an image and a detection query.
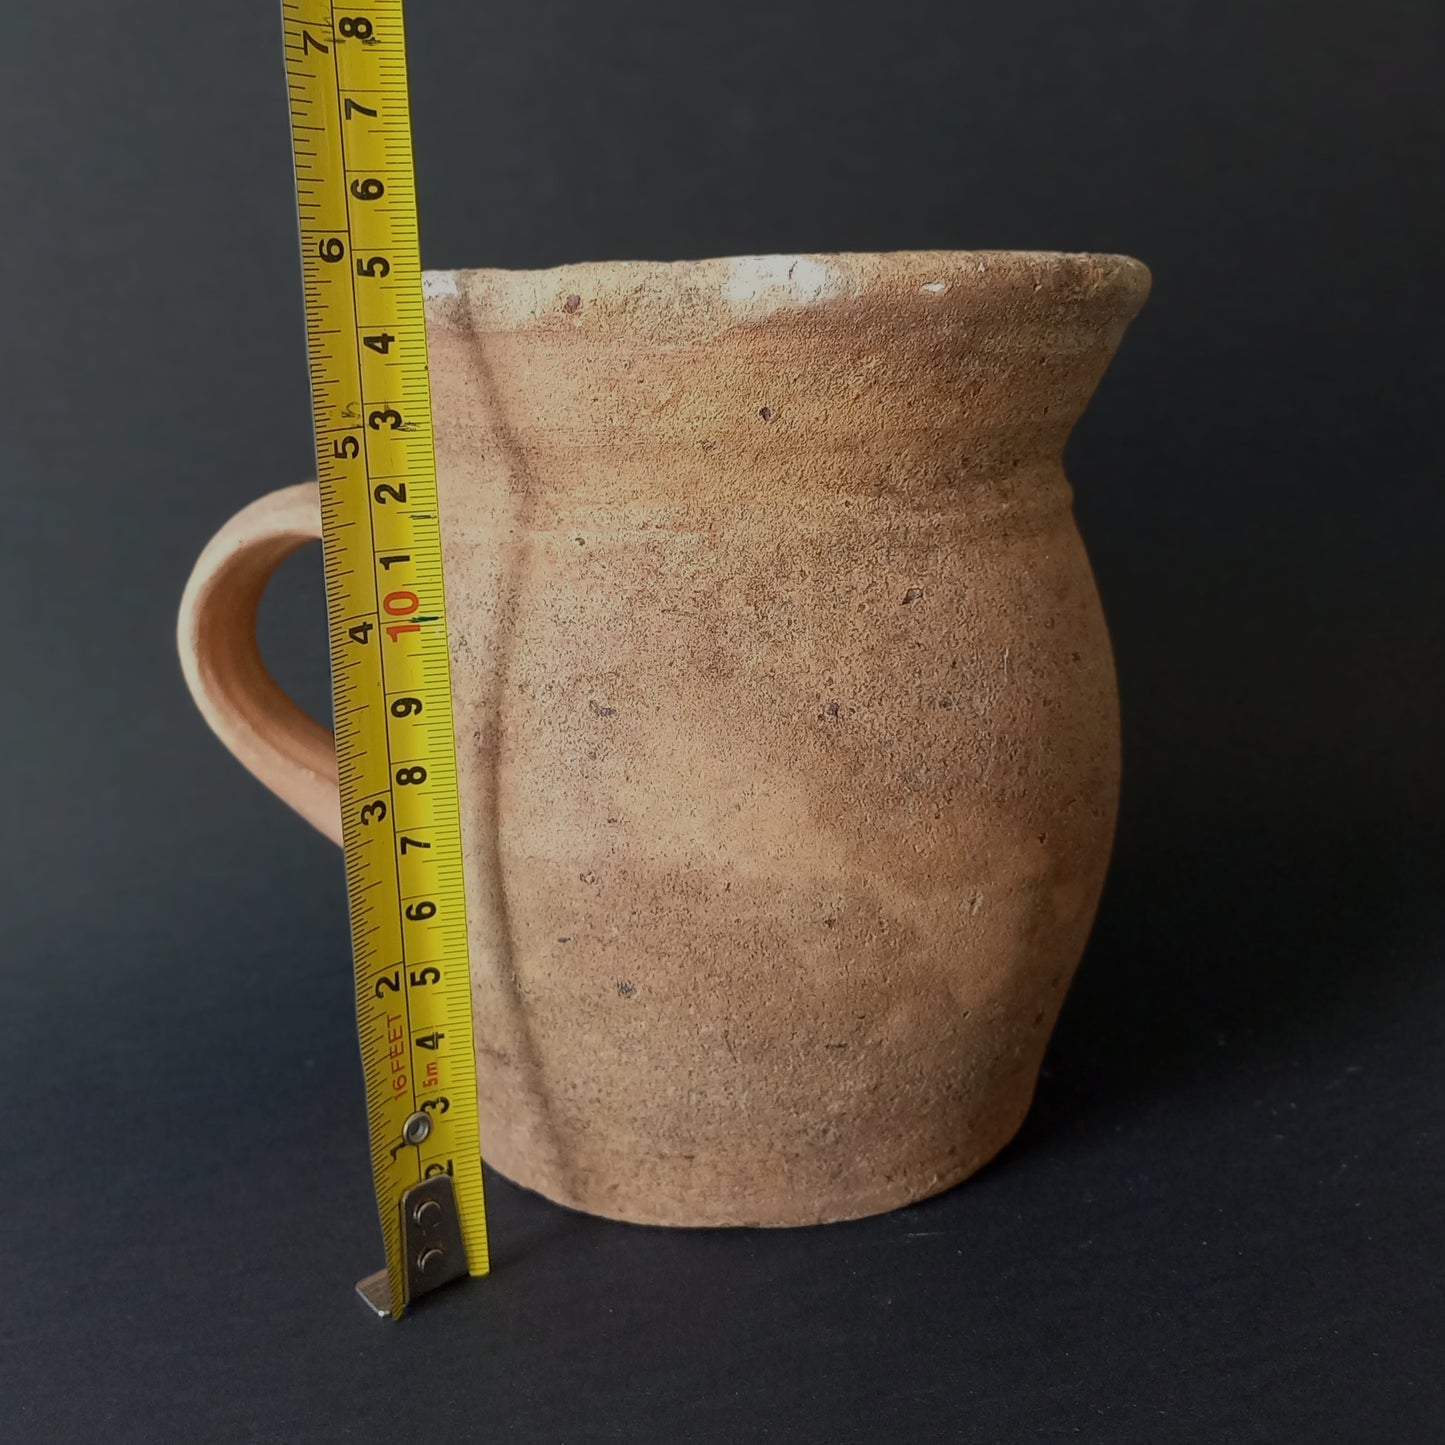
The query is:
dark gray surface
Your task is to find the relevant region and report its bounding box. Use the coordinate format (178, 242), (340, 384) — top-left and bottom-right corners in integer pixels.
(3, 1), (1442, 1440)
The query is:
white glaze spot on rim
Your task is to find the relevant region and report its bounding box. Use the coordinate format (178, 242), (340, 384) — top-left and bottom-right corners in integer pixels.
(722, 255), (851, 313)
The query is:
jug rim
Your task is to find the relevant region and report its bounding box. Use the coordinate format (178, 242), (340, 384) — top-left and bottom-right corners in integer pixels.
(421, 250), (1151, 337)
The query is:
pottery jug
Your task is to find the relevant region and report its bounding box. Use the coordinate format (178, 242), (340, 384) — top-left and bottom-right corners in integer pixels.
(179, 250), (1150, 1226)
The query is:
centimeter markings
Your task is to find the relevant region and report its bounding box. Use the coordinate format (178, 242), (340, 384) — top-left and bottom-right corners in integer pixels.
(281, 0), (488, 1315)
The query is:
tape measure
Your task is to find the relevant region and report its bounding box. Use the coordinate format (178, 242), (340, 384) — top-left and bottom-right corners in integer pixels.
(280, 0), (488, 1317)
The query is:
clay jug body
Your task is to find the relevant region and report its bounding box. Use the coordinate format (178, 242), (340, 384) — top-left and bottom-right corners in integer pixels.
(179, 250), (1149, 1226)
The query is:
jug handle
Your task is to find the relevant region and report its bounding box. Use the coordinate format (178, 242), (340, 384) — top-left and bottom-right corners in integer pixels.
(177, 481), (343, 845)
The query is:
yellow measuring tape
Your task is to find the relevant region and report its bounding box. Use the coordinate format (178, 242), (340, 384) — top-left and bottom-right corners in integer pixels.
(281, 0), (488, 1317)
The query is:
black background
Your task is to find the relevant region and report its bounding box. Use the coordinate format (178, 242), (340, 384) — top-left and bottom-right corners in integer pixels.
(4, 1), (1442, 1440)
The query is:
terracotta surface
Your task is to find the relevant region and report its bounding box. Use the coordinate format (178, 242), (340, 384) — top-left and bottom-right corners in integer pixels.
(179, 250), (1150, 1227)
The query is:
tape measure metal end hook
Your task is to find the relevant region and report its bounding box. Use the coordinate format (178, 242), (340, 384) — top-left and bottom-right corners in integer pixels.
(356, 1176), (469, 1318)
